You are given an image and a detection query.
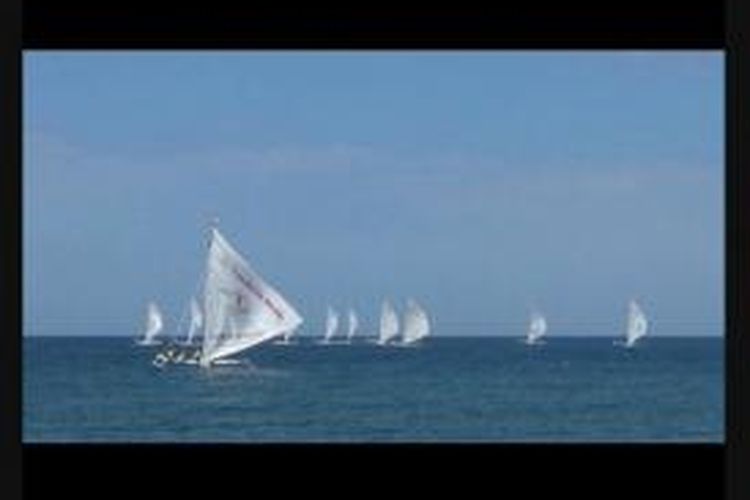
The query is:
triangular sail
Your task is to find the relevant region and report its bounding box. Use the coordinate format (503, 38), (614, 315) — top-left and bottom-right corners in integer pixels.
(625, 300), (647, 347)
(324, 306), (339, 341)
(185, 297), (203, 344)
(378, 300), (399, 344)
(347, 309), (358, 340)
(142, 302), (163, 343)
(402, 299), (430, 345)
(526, 312), (547, 344)
(200, 228), (303, 366)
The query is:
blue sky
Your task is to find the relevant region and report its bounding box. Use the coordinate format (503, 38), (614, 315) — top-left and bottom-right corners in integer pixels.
(23, 51), (724, 336)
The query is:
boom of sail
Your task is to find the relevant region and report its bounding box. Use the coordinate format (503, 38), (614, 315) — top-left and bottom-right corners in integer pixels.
(401, 299), (430, 345)
(199, 227), (303, 367)
(378, 300), (399, 345)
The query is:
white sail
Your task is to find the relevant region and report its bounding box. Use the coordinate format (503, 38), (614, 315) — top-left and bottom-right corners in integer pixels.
(324, 306), (339, 342)
(401, 299), (430, 345)
(625, 300), (648, 347)
(378, 300), (399, 345)
(139, 302), (163, 344)
(185, 297), (203, 344)
(347, 309), (358, 341)
(200, 228), (303, 366)
(525, 312), (547, 345)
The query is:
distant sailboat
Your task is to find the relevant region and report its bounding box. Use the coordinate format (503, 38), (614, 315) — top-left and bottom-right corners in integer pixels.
(622, 300), (648, 348)
(136, 302), (164, 346)
(377, 300), (399, 345)
(179, 297), (203, 345)
(154, 225), (303, 368)
(400, 299), (430, 346)
(319, 306), (340, 344)
(347, 309), (358, 343)
(523, 312), (547, 346)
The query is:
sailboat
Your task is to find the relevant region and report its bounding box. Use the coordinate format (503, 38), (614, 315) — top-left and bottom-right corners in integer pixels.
(523, 311), (547, 346)
(155, 224), (303, 368)
(318, 306), (341, 344)
(179, 297), (203, 345)
(376, 300), (399, 345)
(346, 309), (358, 343)
(618, 299), (648, 348)
(136, 302), (164, 346)
(400, 299), (430, 346)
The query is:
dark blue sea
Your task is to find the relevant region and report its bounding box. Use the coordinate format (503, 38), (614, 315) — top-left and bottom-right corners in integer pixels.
(23, 336), (723, 442)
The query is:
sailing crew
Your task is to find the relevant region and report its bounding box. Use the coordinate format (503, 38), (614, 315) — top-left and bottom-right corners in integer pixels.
(152, 352), (169, 368)
(173, 350), (185, 363)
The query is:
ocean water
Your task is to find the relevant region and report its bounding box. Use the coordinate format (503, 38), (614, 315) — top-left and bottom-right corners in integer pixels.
(23, 336), (723, 442)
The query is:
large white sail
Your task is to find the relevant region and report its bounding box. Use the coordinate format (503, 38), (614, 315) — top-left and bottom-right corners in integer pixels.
(625, 300), (648, 347)
(525, 312), (547, 345)
(323, 306), (339, 342)
(185, 297), (203, 344)
(378, 300), (399, 345)
(401, 299), (430, 345)
(200, 228), (303, 366)
(347, 309), (358, 341)
(138, 302), (163, 345)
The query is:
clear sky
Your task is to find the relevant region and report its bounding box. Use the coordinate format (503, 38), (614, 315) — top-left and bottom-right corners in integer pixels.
(23, 51), (724, 337)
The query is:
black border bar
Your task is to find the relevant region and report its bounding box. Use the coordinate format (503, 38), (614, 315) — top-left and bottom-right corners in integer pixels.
(726, 0), (749, 498)
(2, 0), (21, 498)
(22, 2), (723, 49)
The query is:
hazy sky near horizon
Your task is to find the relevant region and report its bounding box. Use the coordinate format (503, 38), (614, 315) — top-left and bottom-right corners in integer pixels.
(24, 51), (724, 337)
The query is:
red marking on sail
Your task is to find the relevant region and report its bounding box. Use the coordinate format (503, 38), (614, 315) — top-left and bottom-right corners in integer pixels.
(231, 267), (285, 320)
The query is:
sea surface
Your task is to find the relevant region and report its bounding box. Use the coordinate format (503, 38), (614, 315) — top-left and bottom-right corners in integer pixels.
(23, 336), (723, 442)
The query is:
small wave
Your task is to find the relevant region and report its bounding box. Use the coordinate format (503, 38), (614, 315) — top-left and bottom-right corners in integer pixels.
(245, 362), (291, 378)
(201, 360), (292, 378)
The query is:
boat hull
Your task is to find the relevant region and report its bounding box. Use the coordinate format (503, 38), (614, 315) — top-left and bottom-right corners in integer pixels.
(212, 358), (242, 365)
(136, 339), (163, 346)
(613, 339), (640, 348)
(522, 338), (546, 346)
